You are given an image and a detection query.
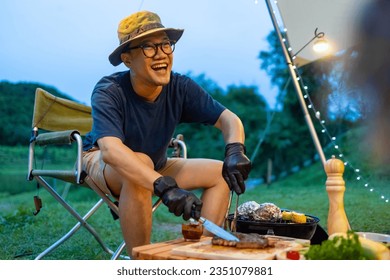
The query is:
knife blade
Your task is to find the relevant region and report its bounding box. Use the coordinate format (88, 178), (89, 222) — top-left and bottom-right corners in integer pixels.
(199, 217), (239, 242)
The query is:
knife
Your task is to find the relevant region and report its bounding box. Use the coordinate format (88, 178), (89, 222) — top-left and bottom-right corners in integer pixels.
(198, 217), (240, 242)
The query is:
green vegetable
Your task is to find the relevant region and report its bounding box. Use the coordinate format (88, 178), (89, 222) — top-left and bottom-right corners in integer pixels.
(304, 231), (374, 260)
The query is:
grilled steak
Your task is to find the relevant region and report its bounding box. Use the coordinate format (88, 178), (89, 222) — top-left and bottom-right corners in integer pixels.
(212, 233), (269, 249)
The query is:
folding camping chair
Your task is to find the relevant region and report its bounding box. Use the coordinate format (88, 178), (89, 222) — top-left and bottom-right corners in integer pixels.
(27, 88), (187, 259)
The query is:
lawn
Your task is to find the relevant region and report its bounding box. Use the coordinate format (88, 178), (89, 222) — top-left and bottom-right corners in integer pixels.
(0, 158), (389, 260)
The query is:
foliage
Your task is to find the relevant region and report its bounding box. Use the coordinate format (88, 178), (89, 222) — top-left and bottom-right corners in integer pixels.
(257, 31), (367, 177)
(258, 31), (318, 175)
(304, 231), (372, 260)
(0, 37), (375, 180)
(0, 81), (77, 146)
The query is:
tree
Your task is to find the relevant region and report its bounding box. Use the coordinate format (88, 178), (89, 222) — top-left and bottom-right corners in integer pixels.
(257, 31), (367, 179)
(224, 85), (269, 176)
(0, 81), (75, 146)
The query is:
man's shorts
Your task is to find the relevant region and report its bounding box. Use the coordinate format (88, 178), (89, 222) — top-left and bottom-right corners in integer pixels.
(82, 149), (112, 196)
(82, 148), (183, 197)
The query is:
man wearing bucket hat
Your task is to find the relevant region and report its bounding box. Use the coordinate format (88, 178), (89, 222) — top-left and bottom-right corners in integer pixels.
(83, 10), (251, 254)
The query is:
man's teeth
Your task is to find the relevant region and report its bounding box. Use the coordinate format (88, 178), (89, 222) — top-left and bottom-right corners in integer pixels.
(152, 64), (167, 70)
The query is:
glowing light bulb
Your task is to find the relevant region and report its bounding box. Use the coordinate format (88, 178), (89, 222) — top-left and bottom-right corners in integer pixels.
(313, 38), (329, 53)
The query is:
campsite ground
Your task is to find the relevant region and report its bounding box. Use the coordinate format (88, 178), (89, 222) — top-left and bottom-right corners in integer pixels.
(0, 149), (388, 259)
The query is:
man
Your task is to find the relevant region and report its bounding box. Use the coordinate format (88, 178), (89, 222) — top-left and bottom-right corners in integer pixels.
(82, 10), (251, 255)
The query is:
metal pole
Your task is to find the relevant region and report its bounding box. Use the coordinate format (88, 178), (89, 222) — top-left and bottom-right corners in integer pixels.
(264, 0), (326, 169)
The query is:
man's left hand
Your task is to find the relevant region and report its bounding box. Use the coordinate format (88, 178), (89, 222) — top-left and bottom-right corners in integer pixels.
(222, 142), (252, 195)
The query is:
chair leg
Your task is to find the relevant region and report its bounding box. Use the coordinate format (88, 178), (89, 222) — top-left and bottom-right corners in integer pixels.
(36, 175), (163, 260)
(35, 199), (104, 259)
(33, 176), (119, 259)
(111, 241), (129, 260)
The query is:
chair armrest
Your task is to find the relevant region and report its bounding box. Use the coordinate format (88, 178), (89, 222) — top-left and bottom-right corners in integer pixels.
(34, 130), (80, 146)
(28, 130), (84, 184)
(168, 134), (187, 158)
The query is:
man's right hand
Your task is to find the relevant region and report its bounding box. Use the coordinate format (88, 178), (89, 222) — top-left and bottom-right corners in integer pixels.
(153, 176), (202, 220)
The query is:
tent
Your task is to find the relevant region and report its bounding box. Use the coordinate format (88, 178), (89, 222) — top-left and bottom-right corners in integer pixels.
(275, 0), (372, 65)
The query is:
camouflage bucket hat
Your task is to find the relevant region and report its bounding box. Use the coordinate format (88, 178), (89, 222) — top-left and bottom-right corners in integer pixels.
(108, 10), (184, 66)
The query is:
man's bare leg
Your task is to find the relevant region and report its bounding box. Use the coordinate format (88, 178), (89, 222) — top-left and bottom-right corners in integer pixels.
(103, 153), (154, 255)
(160, 158), (230, 228)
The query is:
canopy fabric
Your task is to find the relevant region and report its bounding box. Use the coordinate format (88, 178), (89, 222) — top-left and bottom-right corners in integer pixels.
(275, 0), (372, 66)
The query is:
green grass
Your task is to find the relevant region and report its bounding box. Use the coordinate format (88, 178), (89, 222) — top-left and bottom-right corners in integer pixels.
(0, 159), (388, 260)
(0, 132), (389, 260)
(243, 162), (390, 235)
(0, 187), (184, 260)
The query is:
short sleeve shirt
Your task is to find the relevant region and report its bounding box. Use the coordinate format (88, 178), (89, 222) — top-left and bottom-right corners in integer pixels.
(83, 70), (226, 170)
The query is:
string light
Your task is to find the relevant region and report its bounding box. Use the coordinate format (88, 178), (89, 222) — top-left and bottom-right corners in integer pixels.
(267, 0), (389, 204)
(298, 71), (388, 203)
(294, 67), (388, 203)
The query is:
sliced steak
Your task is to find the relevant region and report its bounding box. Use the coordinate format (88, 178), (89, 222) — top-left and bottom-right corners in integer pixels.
(212, 233), (269, 249)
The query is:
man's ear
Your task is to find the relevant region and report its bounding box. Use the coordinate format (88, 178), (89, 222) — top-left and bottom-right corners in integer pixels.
(121, 52), (132, 68)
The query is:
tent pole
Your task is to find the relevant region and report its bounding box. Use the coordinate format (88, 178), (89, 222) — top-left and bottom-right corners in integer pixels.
(264, 0), (326, 169)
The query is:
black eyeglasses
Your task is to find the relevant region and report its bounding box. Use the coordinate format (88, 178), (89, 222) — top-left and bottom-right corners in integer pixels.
(127, 40), (176, 58)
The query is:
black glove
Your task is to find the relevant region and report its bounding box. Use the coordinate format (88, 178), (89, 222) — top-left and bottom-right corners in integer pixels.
(153, 176), (202, 220)
(222, 142), (252, 195)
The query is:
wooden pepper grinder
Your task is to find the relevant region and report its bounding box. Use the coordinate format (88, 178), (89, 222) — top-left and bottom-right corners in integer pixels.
(325, 155), (351, 235)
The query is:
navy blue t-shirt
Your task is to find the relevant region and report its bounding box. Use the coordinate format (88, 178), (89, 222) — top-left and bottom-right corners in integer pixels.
(83, 70), (226, 170)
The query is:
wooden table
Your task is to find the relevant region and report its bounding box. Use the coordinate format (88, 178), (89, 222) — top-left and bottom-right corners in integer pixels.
(132, 237), (210, 260)
(132, 235), (308, 260)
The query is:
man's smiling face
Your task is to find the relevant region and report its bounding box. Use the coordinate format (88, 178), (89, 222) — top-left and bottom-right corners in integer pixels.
(122, 31), (174, 88)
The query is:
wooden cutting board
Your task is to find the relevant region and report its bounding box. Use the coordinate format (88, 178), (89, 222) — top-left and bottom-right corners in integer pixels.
(171, 235), (309, 260)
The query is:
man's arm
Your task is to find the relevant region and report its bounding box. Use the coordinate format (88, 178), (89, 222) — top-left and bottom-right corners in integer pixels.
(214, 109), (252, 195)
(97, 136), (202, 220)
(97, 136), (161, 192)
(214, 109), (245, 144)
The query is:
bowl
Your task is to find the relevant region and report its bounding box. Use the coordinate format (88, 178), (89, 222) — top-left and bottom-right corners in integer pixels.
(227, 212), (320, 240)
(182, 222), (203, 241)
